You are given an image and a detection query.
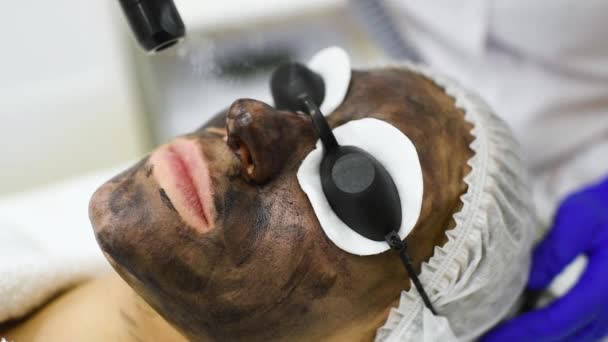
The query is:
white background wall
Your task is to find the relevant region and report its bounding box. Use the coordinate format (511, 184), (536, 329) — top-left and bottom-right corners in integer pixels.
(0, 0), (147, 195)
(0, 0), (358, 195)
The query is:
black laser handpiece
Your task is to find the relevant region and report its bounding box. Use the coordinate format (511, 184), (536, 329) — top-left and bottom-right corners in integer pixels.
(270, 63), (437, 314)
(118, 0), (185, 53)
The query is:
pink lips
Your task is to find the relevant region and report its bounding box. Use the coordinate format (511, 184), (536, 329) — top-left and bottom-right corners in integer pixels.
(150, 138), (215, 233)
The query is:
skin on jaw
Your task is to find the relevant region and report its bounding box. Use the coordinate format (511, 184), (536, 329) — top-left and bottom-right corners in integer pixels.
(88, 68), (474, 341)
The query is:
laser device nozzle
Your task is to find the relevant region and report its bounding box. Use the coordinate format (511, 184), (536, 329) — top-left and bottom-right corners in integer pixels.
(118, 0), (185, 53)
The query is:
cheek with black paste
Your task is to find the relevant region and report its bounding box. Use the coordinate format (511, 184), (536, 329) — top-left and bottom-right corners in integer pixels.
(219, 187), (270, 266)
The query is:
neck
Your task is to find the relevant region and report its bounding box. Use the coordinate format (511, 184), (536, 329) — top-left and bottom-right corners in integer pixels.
(107, 274), (187, 342)
(102, 272), (394, 342)
(4, 272), (186, 342)
(5, 272), (395, 341)
(320, 302), (399, 342)
(112, 273), (396, 342)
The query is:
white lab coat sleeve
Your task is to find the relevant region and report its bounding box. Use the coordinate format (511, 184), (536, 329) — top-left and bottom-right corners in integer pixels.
(383, 0), (608, 216)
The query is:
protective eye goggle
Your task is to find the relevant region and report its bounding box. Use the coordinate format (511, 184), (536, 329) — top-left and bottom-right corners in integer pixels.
(270, 62), (437, 315)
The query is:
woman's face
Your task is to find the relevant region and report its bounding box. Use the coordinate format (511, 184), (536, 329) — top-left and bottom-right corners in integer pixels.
(89, 68), (474, 341)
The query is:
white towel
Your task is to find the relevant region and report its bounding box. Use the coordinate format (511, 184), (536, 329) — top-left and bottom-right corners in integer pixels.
(0, 165), (126, 323)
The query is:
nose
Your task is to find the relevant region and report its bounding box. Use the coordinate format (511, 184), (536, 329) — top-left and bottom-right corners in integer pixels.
(226, 99), (316, 183)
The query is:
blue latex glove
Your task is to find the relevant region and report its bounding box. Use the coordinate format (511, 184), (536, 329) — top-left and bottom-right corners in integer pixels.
(482, 176), (608, 342)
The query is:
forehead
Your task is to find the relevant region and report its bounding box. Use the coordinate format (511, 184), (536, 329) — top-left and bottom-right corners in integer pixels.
(328, 68), (463, 132)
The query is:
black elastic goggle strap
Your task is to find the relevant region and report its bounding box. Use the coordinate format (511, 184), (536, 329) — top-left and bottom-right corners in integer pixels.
(300, 94), (338, 152)
(386, 231), (437, 315)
